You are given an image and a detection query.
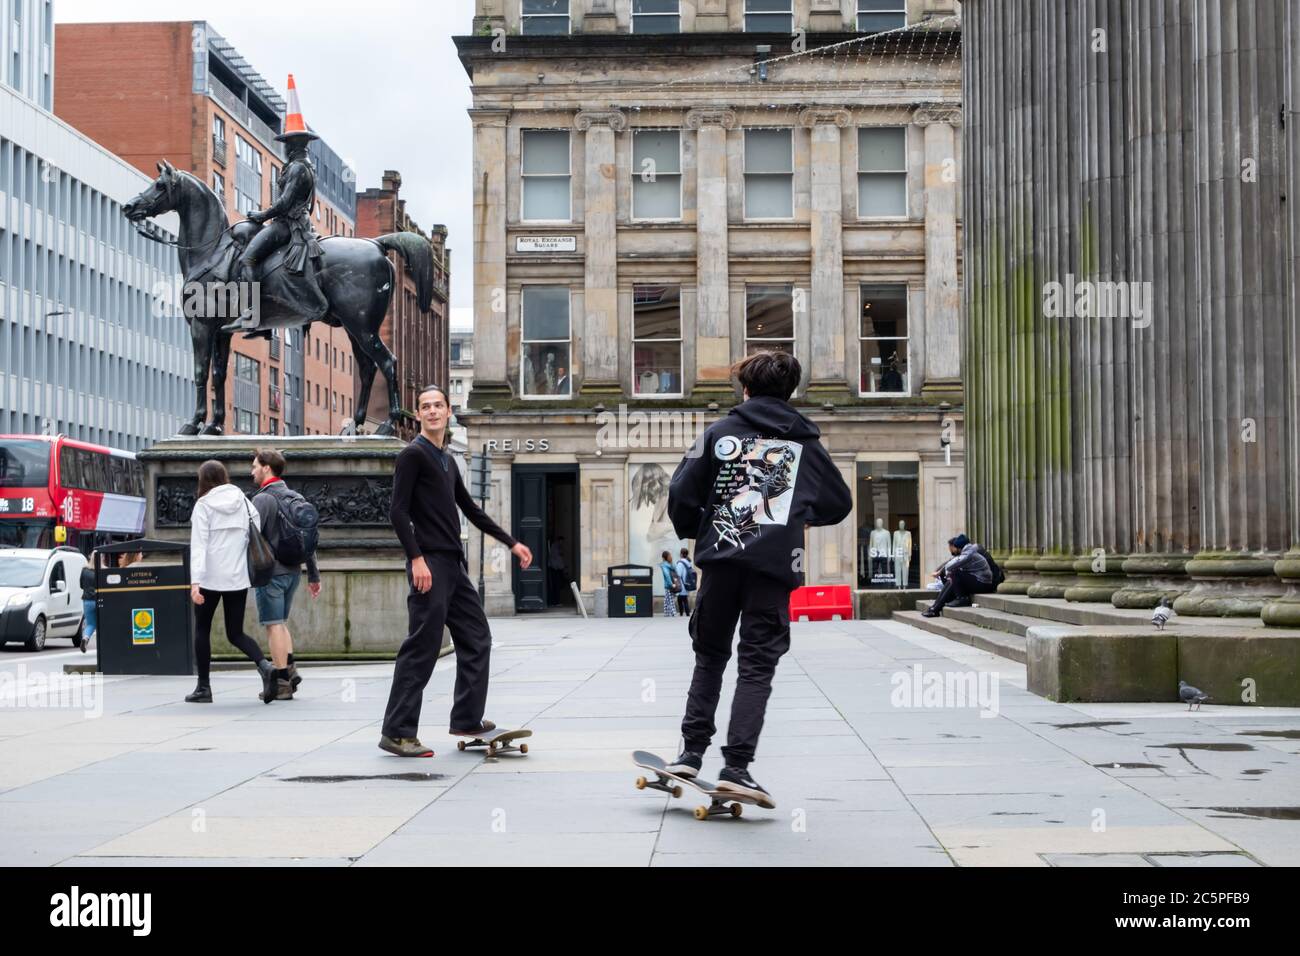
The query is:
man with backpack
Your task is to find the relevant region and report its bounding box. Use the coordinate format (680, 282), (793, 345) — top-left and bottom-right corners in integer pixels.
(251, 448), (321, 700)
(675, 547), (696, 617)
(921, 534), (1001, 617)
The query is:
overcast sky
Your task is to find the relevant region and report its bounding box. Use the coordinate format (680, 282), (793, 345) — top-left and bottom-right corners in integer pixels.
(56, 0), (477, 327)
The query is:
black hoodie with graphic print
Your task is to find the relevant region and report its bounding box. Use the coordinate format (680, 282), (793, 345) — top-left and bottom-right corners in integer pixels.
(667, 396), (853, 589)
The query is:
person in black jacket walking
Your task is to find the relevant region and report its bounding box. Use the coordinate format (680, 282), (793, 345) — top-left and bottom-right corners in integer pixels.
(378, 385), (533, 758)
(663, 350), (852, 804)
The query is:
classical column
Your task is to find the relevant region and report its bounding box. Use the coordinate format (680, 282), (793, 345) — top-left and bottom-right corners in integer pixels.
(800, 107), (850, 402)
(576, 109), (625, 397)
(913, 103), (962, 403)
(1262, 2), (1300, 626)
(686, 107), (736, 402)
(470, 109), (510, 407)
(1175, 0), (1288, 617)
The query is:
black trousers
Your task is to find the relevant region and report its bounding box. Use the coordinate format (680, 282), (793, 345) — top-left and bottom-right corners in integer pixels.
(676, 593), (690, 616)
(193, 588), (266, 686)
(382, 551), (493, 740)
(681, 565), (791, 768)
(930, 569), (996, 611)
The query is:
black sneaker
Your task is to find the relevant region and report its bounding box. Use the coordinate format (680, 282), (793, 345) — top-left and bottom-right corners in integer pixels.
(949, 596), (973, 608)
(185, 685), (212, 704)
(717, 766), (775, 807)
(666, 751), (703, 779)
(921, 607), (941, 618)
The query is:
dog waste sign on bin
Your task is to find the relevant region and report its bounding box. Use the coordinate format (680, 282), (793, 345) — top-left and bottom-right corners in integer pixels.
(607, 564), (653, 618)
(96, 539), (193, 675)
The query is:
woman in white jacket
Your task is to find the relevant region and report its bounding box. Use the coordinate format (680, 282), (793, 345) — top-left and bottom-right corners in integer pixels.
(186, 459), (279, 704)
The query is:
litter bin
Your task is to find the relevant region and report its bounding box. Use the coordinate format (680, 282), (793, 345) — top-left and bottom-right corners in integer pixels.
(607, 564), (653, 618)
(96, 539), (194, 676)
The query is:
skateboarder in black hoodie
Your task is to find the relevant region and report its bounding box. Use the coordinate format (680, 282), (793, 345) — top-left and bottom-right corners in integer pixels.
(664, 350), (852, 803)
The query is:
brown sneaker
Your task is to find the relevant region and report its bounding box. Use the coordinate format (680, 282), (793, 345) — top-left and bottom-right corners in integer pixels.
(378, 736), (434, 758)
(449, 719), (496, 737)
(274, 678), (294, 701)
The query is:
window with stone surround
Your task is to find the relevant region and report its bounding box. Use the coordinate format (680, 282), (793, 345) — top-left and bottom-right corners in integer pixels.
(858, 127), (908, 217)
(857, 0), (907, 32)
(745, 285), (796, 356)
(521, 0), (569, 35)
(746, 0), (793, 32)
(521, 130), (571, 222)
(521, 286), (572, 398)
(633, 285), (682, 397)
(633, 0), (680, 33)
(744, 129), (794, 219)
(632, 130), (682, 220)
(859, 284), (908, 395)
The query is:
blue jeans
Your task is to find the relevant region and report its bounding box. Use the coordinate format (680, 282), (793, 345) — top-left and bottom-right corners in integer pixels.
(255, 572), (300, 625)
(82, 599), (97, 637)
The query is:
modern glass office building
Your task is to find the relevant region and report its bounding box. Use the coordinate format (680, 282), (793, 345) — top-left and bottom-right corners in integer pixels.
(1, 0), (188, 452)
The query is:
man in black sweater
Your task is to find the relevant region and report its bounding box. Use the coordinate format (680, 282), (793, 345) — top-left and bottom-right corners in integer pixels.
(379, 385), (532, 758)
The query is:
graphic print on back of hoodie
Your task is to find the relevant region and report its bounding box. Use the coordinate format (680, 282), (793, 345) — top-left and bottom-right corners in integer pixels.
(709, 435), (803, 550)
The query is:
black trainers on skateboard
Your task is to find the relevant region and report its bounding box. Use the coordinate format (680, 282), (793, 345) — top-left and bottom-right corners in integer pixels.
(632, 750), (775, 820)
(717, 766), (774, 806)
(666, 750), (703, 779)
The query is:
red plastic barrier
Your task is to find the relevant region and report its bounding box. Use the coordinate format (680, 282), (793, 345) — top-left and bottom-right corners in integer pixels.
(789, 584), (854, 622)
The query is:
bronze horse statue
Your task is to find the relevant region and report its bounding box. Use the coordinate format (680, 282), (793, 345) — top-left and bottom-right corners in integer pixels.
(123, 160), (433, 436)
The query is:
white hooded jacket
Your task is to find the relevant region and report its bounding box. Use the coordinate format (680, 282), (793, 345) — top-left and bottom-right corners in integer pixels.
(190, 483), (260, 591)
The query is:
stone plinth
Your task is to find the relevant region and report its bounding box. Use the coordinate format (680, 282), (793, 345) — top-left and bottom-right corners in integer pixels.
(138, 435), (433, 656)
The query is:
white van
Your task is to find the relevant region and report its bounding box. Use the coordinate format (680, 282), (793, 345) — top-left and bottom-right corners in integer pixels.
(0, 547), (88, 651)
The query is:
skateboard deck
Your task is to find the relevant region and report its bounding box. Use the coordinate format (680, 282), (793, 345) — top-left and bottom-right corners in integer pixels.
(454, 727), (532, 756)
(631, 750), (774, 820)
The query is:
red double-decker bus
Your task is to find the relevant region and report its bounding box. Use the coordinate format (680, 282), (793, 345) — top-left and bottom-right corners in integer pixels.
(0, 435), (146, 555)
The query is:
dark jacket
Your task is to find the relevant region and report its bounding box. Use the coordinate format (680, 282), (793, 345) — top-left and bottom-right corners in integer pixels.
(390, 435), (516, 561)
(667, 396), (853, 588)
(943, 543), (993, 585)
(252, 480), (321, 583)
(79, 564), (96, 599)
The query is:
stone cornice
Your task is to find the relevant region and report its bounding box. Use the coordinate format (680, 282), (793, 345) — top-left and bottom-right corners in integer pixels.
(468, 108), (511, 128)
(685, 107), (738, 130)
(911, 103), (962, 127)
(575, 109), (628, 132)
(798, 107), (852, 128)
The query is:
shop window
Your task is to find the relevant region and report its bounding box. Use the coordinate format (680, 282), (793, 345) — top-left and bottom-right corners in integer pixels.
(632, 285), (682, 396)
(745, 284), (795, 355)
(859, 284), (908, 395)
(522, 286), (571, 397)
(856, 460), (919, 589)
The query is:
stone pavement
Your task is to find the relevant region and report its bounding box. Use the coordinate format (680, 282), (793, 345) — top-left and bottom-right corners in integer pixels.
(2, 615), (1299, 867)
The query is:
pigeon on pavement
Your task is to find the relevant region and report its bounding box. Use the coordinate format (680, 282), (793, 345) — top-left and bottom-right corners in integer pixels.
(1152, 598), (1176, 630)
(1179, 680), (1210, 710)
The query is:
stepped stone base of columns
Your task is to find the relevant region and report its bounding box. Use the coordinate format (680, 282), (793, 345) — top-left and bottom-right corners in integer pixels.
(1172, 553), (1285, 618)
(997, 551), (1040, 595)
(1064, 553), (1130, 603)
(1026, 555), (1078, 599)
(1261, 551), (1300, 627)
(1111, 554), (1192, 609)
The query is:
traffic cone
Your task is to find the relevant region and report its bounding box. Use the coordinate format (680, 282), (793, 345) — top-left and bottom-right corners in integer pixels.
(276, 74), (319, 142)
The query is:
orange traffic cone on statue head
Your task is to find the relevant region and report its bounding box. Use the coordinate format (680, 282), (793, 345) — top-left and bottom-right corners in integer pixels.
(276, 74), (320, 144)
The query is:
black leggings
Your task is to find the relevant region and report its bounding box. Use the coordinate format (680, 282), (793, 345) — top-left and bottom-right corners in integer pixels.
(193, 588), (265, 685)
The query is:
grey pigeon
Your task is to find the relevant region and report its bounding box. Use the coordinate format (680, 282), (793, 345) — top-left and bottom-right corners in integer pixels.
(1152, 598), (1176, 630)
(1178, 680), (1210, 710)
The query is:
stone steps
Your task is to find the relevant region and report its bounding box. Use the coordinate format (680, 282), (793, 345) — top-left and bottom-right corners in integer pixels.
(893, 609), (1027, 664)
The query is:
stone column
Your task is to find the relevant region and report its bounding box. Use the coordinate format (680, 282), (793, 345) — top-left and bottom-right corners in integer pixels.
(687, 108), (736, 403)
(806, 449), (857, 585)
(576, 109), (625, 398)
(470, 109), (510, 407)
(1263, 2), (1300, 627)
(913, 104), (962, 403)
(800, 108), (850, 402)
(1175, 0), (1288, 618)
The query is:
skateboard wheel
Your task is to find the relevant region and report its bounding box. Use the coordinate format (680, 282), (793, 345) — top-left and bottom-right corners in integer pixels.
(457, 740), (466, 752)
(671, 786), (683, 799)
(635, 777), (647, 790)
(520, 743), (529, 754)
(694, 806), (708, 820)
(730, 803), (743, 818)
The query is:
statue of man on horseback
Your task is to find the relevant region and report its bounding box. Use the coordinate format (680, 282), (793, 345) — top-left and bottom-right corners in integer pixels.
(121, 76), (436, 437)
(224, 75), (328, 335)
